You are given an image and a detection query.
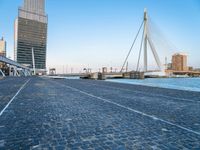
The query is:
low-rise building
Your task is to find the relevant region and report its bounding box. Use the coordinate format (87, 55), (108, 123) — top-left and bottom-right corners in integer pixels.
(172, 53), (188, 71)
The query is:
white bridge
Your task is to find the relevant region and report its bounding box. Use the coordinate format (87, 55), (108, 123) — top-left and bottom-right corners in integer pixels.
(121, 9), (163, 74)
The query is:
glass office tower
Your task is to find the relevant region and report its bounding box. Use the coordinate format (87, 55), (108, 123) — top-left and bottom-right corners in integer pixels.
(14, 0), (47, 74)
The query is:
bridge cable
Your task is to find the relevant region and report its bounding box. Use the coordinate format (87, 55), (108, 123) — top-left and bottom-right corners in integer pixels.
(120, 20), (144, 72)
(136, 25), (145, 72)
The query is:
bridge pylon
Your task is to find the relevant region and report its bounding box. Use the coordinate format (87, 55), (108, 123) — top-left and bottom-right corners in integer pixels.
(143, 8), (162, 72)
(120, 9), (163, 73)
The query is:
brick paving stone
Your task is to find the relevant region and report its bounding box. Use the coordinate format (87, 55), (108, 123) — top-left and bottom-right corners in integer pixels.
(0, 77), (199, 149)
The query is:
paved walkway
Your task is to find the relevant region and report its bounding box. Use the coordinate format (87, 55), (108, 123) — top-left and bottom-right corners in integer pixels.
(0, 77), (200, 149)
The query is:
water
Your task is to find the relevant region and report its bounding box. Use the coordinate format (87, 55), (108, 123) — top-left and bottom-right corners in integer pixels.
(107, 78), (200, 92)
(63, 76), (80, 79)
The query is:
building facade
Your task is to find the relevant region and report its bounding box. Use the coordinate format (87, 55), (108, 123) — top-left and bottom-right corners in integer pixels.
(172, 53), (188, 71)
(14, 0), (47, 74)
(0, 37), (7, 69)
(0, 37), (6, 57)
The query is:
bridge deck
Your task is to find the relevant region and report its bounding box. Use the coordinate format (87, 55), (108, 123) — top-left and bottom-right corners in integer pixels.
(0, 77), (200, 149)
(0, 56), (29, 70)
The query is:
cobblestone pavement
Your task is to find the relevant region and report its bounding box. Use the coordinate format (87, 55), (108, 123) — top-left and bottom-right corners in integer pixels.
(0, 77), (29, 111)
(0, 77), (200, 150)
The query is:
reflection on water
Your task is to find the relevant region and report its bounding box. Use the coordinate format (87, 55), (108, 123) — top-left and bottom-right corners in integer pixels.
(107, 78), (200, 92)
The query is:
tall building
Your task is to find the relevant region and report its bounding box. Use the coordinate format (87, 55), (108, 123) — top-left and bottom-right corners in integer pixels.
(0, 37), (6, 57)
(0, 37), (6, 69)
(14, 0), (47, 74)
(172, 53), (188, 71)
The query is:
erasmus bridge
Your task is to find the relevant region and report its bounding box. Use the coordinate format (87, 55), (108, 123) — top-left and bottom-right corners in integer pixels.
(77, 9), (170, 79)
(118, 9), (200, 78)
(120, 9), (163, 74)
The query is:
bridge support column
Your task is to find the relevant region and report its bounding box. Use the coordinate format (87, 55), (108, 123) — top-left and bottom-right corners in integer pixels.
(0, 69), (5, 77)
(9, 65), (13, 76)
(13, 66), (18, 76)
(144, 8), (148, 72)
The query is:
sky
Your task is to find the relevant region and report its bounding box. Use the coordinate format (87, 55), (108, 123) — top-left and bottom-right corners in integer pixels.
(0, 0), (200, 73)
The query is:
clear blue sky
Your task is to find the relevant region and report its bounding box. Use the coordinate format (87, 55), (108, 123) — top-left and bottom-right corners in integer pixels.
(0, 0), (200, 73)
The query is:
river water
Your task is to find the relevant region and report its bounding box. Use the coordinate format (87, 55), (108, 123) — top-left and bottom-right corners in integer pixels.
(106, 78), (200, 92)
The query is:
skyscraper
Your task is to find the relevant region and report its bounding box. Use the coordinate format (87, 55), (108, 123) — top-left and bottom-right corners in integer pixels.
(0, 37), (6, 69)
(0, 37), (6, 57)
(14, 0), (47, 74)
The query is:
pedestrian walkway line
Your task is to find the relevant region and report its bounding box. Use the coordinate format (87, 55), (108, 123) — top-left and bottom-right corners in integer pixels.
(59, 82), (200, 136)
(0, 79), (30, 117)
